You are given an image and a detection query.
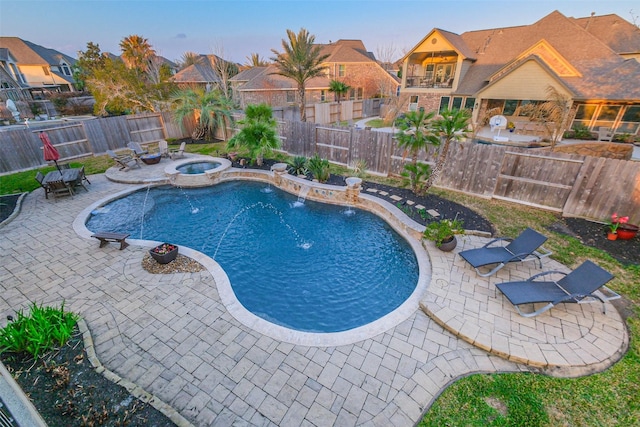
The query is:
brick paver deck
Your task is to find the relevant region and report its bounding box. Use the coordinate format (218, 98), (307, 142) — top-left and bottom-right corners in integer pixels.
(0, 158), (628, 426)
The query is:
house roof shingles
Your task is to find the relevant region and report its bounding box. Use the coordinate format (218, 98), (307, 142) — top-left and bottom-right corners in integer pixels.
(451, 10), (640, 100)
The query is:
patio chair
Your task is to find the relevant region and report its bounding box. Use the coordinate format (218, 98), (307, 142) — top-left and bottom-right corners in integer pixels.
(169, 142), (186, 159)
(48, 179), (74, 199)
(107, 150), (141, 171)
(74, 165), (90, 191)
(127, 141), (148, 157)
(157, 140), (169, 157)
(35, 171), (51, 199)
(459, 227), (551, 277)
(597, 127), (613, 142)
(495, 260), (619, 317)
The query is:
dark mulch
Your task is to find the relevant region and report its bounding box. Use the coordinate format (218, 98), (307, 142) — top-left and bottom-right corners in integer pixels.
(0, 329), (175, 427)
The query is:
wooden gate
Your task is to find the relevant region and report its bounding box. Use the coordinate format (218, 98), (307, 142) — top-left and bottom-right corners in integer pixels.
(493, 151), (584, 212)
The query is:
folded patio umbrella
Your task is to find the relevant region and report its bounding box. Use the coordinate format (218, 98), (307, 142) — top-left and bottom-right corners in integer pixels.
(39, 131), (63, 175)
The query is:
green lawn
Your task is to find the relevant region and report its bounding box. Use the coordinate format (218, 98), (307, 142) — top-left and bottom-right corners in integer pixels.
(1, 147), (638, 426)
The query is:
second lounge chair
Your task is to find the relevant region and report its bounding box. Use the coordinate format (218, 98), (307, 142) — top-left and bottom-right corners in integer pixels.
(459, 227), (551, 277)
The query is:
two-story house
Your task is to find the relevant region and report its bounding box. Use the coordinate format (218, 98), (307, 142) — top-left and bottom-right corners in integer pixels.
(399, 11), (640, 137)
(0, 37), (78, 99)
(231, 39), (399, 110)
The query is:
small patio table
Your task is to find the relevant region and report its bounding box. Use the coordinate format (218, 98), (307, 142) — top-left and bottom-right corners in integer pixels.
(42, 168), (81, 186)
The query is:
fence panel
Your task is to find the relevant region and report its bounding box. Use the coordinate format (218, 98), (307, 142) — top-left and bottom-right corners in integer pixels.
(564, 157), (640, 224)
(315, 126), (350, 165)
(437, 142), (505, 197)
(492, 150), (584, 211)
(125, 113), (166, 144)
(83, 116), (130, 153)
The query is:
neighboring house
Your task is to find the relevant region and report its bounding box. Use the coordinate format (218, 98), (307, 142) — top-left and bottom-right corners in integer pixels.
(0, 37), (78, 99)
(171, 54), (239, 90)
(231, 39), (400, 110)
(399, 11), (640, 137)
(0, 47), (31, 102)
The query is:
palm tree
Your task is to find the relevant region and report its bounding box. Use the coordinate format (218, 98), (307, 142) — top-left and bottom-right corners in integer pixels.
(227, 104), (281, 165)
(270, 28), (329, 122)
(178, 52), (202, 70)
(423, 108), (471, 192)
(245, 53), (269, 67)
(395, 109), (438, 194)
(119, 35), (156, 73)
(328, 80), (351, 123)
(170, 87), (235, 140)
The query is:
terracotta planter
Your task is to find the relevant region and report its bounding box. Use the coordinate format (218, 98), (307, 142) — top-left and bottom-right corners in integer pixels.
(617, 223), (639, 240)
(438, 236), (458, 252)
(149, 243), (178, 264)
(607, 232), (618, 241)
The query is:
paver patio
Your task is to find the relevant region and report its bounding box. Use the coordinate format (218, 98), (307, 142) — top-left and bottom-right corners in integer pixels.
(0, 159), (628, 426)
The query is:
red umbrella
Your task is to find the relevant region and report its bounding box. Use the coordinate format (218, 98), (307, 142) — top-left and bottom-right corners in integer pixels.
(40, 131), (62, 175)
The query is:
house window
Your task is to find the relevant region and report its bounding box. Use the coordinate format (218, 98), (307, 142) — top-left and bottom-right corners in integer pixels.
(409, 95), (419, 111)
(593, 105), (621, 130)
(286, 91), (295, 103)
(464, 97), (475, 110)
(396, 85), (401, 97)
(356, 87), (363, 100)
(452, 97), (463, 110)
(618, 105), (640, 134)
(42, 66), (50, 76)
(503, 100), (518, 116)
(338, 64), (345, 77)
(439, 96), (450, 113)
(349, 89), (355, 100)
(321, 90), (326, 102)
(434, 64), (454, 86)
(572, 104), (597, 129)
(61, 63), (71, 76)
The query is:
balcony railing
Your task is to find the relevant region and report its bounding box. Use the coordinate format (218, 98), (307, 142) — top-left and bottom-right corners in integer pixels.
(405, 76), (453, 89)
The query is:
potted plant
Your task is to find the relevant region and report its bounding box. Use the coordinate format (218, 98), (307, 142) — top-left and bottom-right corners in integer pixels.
(607, 212), (638, 240)
(423, 217), (465, 251)
(606, 213), (629, 240)
(149, 243), (179, 264)
(507, 121), (515, 132)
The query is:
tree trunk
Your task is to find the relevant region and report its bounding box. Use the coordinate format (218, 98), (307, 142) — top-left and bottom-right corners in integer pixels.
(298, 85), (306, 122)
(425, 138), (451, 191)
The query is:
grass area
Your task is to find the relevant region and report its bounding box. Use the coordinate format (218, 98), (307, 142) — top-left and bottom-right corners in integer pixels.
(1, 147), (638, 426)
(361, 118), (388, 128)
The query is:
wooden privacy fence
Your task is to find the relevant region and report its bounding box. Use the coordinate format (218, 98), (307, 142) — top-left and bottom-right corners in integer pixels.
(1, 111), (638, 224)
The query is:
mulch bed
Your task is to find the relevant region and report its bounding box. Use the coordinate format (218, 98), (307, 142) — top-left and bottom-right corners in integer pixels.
(1, 331), (175, 427)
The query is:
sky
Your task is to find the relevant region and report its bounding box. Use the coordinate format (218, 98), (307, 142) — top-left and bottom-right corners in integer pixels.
(1, 0), (638, 65)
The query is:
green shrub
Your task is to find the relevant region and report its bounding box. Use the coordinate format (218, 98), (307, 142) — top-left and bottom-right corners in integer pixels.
(0, 302), (78, 358)
(307, 154), (331, 183)
(288, 155), (308, 176)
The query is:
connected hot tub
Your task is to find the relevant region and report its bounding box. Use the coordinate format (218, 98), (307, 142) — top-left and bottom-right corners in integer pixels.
(165, 157), (232, 187)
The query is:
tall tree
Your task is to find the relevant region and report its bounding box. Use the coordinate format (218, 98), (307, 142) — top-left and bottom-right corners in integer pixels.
(74, 42), (107, 91)
(423, 108), (471, 192)
(395, 109), (438, 194)
(171, 87), (235, 140)
(270, 28), (329, 122)
(119, 35), (156, 73)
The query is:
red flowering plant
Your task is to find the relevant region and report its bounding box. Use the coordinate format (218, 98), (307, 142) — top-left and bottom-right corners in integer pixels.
(151, 243), (177, 255)
(607, 213), (629, 233)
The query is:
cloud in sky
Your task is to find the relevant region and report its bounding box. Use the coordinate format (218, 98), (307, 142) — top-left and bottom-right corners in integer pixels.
(174, 33), (187, 39)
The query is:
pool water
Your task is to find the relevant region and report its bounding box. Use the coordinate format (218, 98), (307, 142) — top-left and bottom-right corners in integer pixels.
(176, 161), (221, 174)
(86, 182), (419, 332)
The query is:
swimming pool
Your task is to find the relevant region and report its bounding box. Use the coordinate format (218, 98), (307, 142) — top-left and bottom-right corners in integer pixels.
(175, 161), (221, 174)
(86, 181), (420, 333)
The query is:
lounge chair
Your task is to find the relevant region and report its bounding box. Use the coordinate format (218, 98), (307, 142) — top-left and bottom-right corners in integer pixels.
(127, 141), (148, 157)
(107, 150), (141, 171)
(169, 142), (186, 159)
(495, 260), (619, 317)
(459, 227), (551, 277)
(35, 171), (51, 199)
